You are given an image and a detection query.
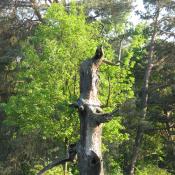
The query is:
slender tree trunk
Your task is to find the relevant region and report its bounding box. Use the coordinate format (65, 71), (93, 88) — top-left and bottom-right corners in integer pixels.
(118, 38), (123, 63)
(63, 138), (68, 175)
(164, 110), (175, 157)
(129, 4), (160, 175)
(63, 162), (67, 175)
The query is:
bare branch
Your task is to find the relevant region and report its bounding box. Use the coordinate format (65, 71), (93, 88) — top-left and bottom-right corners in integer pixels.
(69, 103), (79, 108)
(105, 76), (111, 107)
(153, 56), (167, 67)
(149, 83), (174, 91)
(102, 59), (120, 66)
(37, 143), (77, 175)
(37, 158), (70, 175)
(92, 108), (120, 123)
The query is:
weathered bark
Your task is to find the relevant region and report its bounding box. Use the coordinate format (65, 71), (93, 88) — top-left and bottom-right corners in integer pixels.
(76, 46), (119, 175)
(77, 46), (104, 175)
(37, 46), (119, 175)
(128, 4), (160, 175)
(30, 0), (44, 22)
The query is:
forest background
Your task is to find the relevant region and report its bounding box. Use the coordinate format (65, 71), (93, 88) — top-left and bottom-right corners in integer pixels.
(0, 0), (175, 174)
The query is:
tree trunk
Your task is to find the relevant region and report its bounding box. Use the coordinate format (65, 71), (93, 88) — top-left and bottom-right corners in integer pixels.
(128, 4), (160, 175)
(77, 46), (104, 175)
(118, 38), (123, 63)
(37, 47), (119, 175)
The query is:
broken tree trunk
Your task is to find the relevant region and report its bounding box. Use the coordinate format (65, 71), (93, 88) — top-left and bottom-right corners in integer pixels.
(76, 46), (119, 175)
(77, 46), (104, 175)
(37, 46), (119, 175)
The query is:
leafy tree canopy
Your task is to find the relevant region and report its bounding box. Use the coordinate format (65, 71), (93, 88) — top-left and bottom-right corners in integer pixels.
(4, 3), (134, 145)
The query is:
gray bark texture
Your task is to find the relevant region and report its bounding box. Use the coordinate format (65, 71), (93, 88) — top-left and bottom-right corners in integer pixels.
(77, 46), (104, 175)
(76, 46), (119, 175)
(37, 46), (119, 175)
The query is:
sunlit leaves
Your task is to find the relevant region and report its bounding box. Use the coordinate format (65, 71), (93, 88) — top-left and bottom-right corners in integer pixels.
(4, 3), (134, 145)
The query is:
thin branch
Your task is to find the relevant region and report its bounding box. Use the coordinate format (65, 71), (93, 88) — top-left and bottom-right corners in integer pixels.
(73, 74), (77, 96)
(37, 158), (70, 175)
(102, 59), (120, 66)
(153, 56), (167, 67)
(145, 126), (175, 132)
(118, 37), (124, 62)
(37, 143), (77, 175)
(92, 108), (120, 124)
(69, 103), (79, 109)
(149, 83), (172, 91)
(105, 76), (111, 107)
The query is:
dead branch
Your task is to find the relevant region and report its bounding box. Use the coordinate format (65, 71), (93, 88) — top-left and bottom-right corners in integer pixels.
(92, 108), (120, 124)
(105, 76), (111, 107)
(37, 158), (70, 175)
(37, 143), (77, 175)
(102, 59), (120, 66)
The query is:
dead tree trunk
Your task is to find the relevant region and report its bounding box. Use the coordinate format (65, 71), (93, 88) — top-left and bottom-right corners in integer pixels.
(37, 46), (119, 175)
(77, 46), (104, 175)
(76, 46), (119, 175)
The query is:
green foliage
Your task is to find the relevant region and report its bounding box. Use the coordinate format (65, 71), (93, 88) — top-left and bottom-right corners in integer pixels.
(102, 117), (129, 174)
(99, 64), (134, 108)
(104, 155), (123, 175)
(31, 165), (64, 175)
(1, 4), (135, 174)
(139, 134), (164, 167)
(4, 4), (99, 141)
(136, 164), (171, 175)
(0, 1), (174, 175)
(4, 3), (134, 143)
(103, 118), (128, 144)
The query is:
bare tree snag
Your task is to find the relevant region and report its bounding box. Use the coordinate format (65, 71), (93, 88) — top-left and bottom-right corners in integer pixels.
(76, 46), (119, 175)
(37, 46), (119, 175)
(76, 46), (104, 175)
